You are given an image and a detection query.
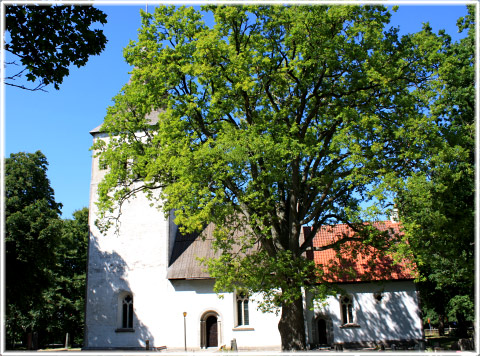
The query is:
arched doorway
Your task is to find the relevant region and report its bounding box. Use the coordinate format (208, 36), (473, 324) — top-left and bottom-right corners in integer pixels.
(311, 315), (333, 347)
(206, 316), (218, 347)
(317, 318), (328, 345)
(200, 311), (221, 349)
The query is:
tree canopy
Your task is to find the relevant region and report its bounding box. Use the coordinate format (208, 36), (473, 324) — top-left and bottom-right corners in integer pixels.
(5, 151), (63, 346)
(5, 151), (89, 349)
(394, 6), (475, 337)
(43, 207), (90, 347)
(93, 5), (458, 350)
(5, 5), (107, 91)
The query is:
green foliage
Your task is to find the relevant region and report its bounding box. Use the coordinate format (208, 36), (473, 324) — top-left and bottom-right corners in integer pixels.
(5, 151), (89, 348)
(203, 248), (330, 314)
(394, 5), (474, 334)
(5, 5), (107, 91)
(43, 208), (90, 346)
(448, 295), (474, 323)
(423, 307), (439, 326)
(5, 151), (62, 346)
(94, 5), (451, 349)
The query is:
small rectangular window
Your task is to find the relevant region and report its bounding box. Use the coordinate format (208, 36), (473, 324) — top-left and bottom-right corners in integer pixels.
(122, 294), (134, 329)
(122, 303), (128, 327)
(342, 304), (348, 324)
(243, 300), (249, 325)
(128, 303), (133, 328)
(237, 300), (243, 326)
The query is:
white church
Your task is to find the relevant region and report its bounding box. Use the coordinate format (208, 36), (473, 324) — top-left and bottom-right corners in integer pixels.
(84, 124), (424, 351)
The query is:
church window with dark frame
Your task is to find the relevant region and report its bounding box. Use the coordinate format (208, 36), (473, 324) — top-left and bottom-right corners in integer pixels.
(340, 295), (354, 325)
(122, 294), (134, 329)
(236, 292), (249, 326)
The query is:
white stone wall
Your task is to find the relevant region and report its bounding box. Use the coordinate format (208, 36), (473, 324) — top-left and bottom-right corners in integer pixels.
(305, 281), (423, 347)
(85, 134), (281, 350)
(160, 280), (282, 350)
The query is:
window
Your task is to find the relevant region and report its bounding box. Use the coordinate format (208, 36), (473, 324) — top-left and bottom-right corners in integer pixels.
(236, 292), (249, 326)
(115, 292), (135, 332)
(122, 294), (134, 329)
(340, 295), (354, 325)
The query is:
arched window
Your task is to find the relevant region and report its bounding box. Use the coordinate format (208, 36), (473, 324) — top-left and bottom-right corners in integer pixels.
(236, 292), (249, 326)
(122, 294), (134, 329)
(340, 295), (354, 325)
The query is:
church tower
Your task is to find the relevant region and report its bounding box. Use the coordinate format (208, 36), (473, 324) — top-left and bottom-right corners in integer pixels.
(84, 123), (171, 349)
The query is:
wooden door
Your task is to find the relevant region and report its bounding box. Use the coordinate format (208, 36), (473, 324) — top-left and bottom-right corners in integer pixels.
(318, 318), (328, 345)
(206, 316), (218, 347)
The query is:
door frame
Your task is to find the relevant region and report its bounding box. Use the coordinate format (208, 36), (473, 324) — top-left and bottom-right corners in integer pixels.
(311, 314), (333, 347)
(200, 310), (222, 349)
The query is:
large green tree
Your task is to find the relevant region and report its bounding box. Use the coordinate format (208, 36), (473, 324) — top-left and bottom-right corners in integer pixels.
(5, 151), (62, 347)
(94, 5), (445, 350)
(5, 152), (89, 348)
(4, 5), (107, 91)
(395, 7), (475, 338)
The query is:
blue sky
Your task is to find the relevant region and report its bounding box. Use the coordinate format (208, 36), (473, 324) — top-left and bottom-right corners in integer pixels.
(3, 3), (471, 219)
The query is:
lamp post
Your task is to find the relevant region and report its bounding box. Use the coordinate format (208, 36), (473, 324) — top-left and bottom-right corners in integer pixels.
(183, 312), (187, 351)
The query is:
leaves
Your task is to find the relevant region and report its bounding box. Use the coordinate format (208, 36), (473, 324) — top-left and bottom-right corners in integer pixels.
(94, 5), (461, 348)
(394, 5), (474, 330)
(98, 3), (445, 289)
(5, 5), (107, 91)
(5, 152), (89, 347)
(45, 208), (90, 345)
(5, 152), (62, 345)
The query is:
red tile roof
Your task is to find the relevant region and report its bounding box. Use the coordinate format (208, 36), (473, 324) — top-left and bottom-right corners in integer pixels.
(304, 221), (416, 283)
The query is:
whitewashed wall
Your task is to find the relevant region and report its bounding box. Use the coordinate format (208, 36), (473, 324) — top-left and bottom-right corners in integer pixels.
(163, 280), (281, 350)
(305, 281), (423, 347)
(84, 135), (281, 350)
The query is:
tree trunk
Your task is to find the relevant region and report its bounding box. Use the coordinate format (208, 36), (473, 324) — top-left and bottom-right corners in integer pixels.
(278, 294), (306, 351)
(438, 314), (445, 336)
(27, 332), (33, 350)
(456, 312), (468, 338)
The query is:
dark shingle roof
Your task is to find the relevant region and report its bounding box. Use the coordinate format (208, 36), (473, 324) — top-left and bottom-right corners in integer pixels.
(166, 221), (260, 280)
(167, 223), (218, 280)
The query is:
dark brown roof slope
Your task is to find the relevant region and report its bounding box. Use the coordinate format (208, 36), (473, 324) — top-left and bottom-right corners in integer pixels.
(167, 223), (219, 280)
(167, 221), (260, 280)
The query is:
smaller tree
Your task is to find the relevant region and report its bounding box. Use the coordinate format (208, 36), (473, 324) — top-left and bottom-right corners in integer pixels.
(5, 5), (107, 91)
(5, 151), (90, 348)
(5, 151), (62, 348)
(395, 7), (475, 337)
(43, 208), (90, 346)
